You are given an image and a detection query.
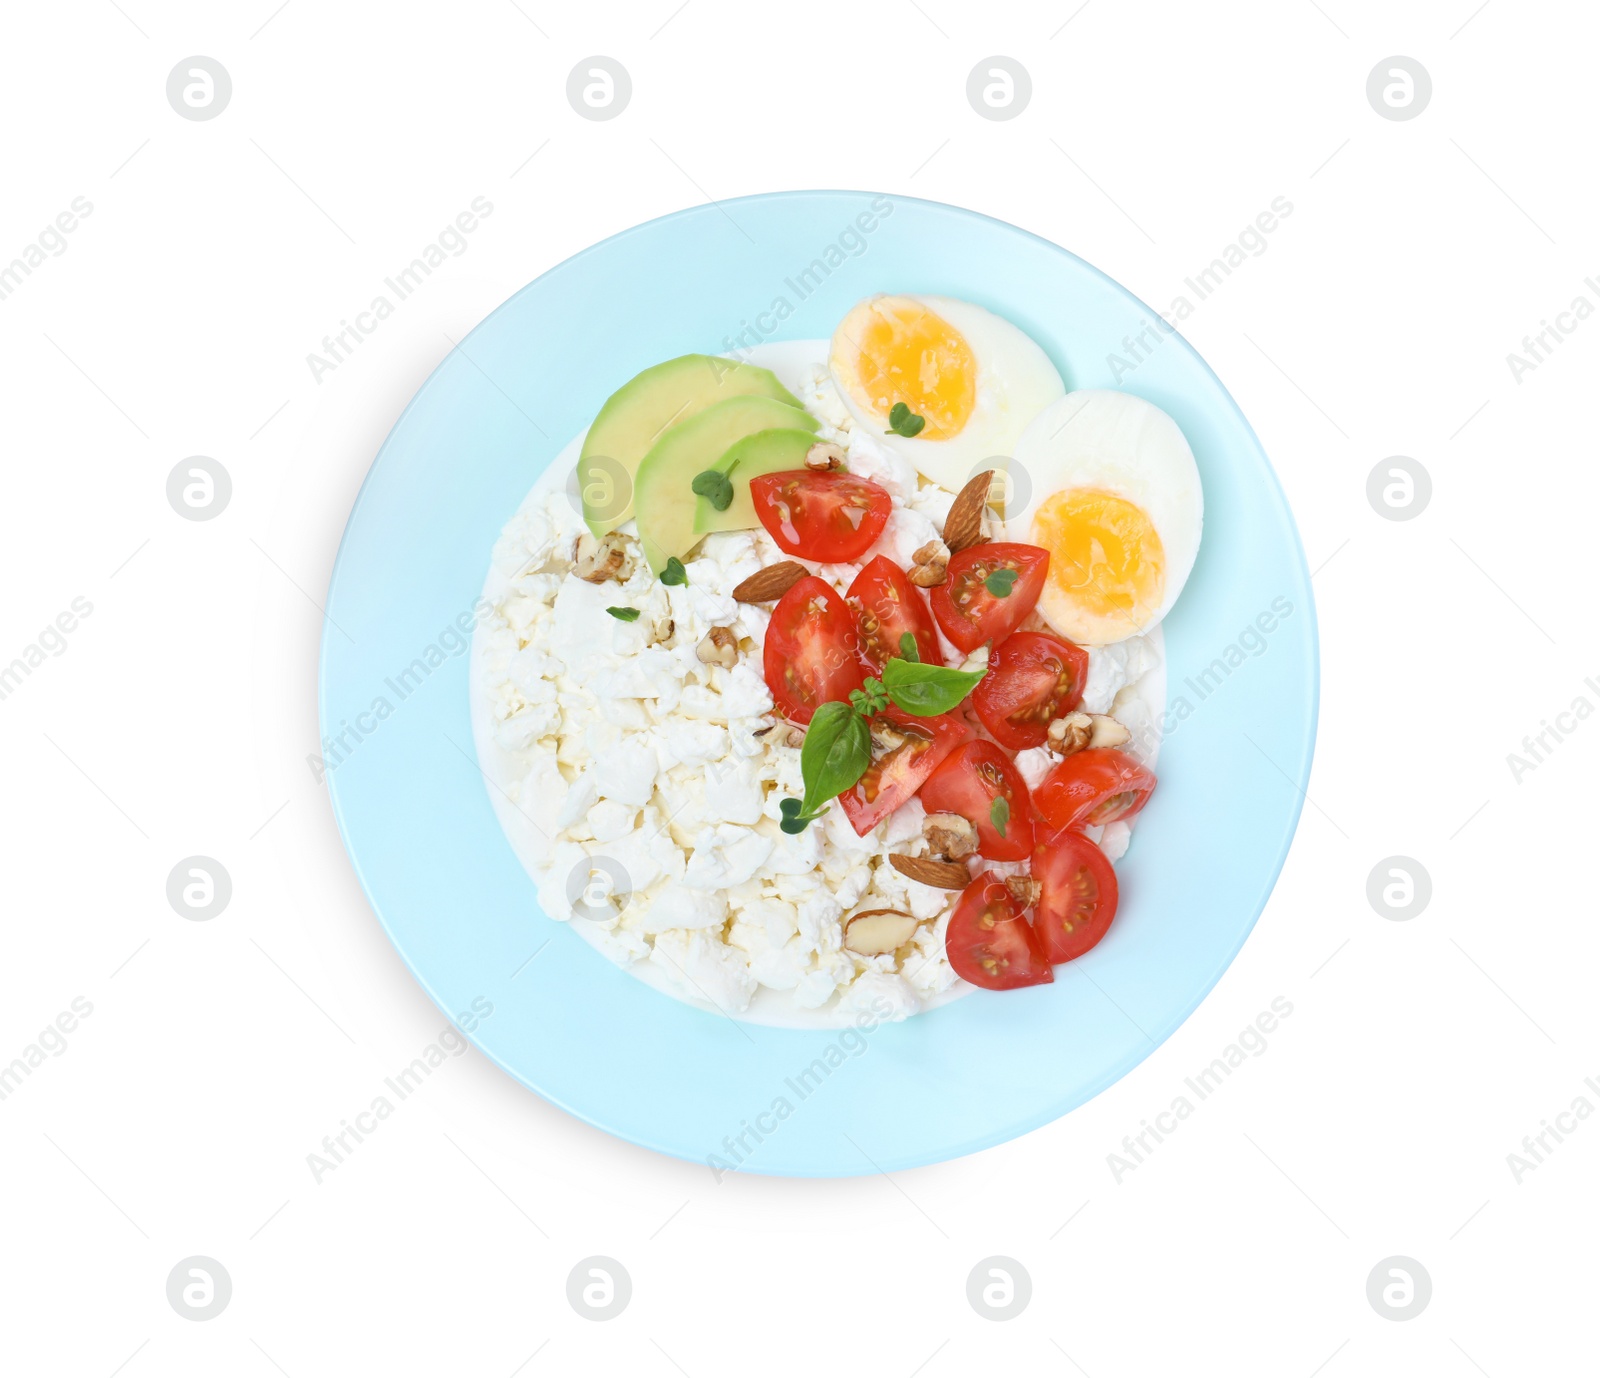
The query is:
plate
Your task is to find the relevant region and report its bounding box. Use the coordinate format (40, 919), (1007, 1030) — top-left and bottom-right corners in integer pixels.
(320, 190), (1318, 1177)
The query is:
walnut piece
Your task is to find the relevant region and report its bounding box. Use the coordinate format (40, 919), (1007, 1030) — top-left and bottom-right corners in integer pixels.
(1006, 876), (1042, 908)
(908, 539), (950, 588)
(1047, 711), (1130, 756)
(804, 441), (847, 471)
(923, 811), (979, 861)
(573, 531), (633, 584)
(695, 626), (738, 669)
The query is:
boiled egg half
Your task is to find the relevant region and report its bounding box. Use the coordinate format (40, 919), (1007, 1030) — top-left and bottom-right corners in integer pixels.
(1004, 390), (1203, 646)
(829, 294), (1064, 492)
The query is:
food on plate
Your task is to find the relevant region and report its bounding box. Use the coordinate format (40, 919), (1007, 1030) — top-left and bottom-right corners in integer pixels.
(749, 468), (892, 562)
(971, 631), (1090, 751)
(475, 291), (1199, 1024)
(919, 741), (1033, 862)
(579, 354), (801, 536)
(1033, 828), (1119, 963)
(927, 543), (1049, 653)
(633, 394), (819, 573)
(828, 294), (1065, 492)
(761, 576), (864, 724)
(1034, 746), (1157, 833)
(846, 556), (940, 672)
(1006, 390), (1204, 645)
(945, 872), (1054, 990)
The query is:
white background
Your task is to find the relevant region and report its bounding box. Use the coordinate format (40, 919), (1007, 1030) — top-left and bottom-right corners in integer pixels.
(2, 1), (1595, 1373)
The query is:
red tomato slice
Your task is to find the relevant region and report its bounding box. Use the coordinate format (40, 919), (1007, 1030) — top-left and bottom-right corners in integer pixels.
(837, 706), (973, 835)
(971, 631), (1091, 751)
(762, 576), (864, 724)
(1034, 748), (1156, 833)
(918, 740), (1034, 861)
(1033, 828), (1119, 963)
(928, 543), (1049, 653)
(750, 469), (892, 563)
(846, 556), (941, 672)
(946, 872), (1054, 990)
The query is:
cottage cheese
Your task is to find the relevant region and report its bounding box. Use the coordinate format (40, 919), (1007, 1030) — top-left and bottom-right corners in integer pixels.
(471, 341), (1166, 1027)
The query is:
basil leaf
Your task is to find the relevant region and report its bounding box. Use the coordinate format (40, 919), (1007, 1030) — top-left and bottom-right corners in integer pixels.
(990, 796), (1009, 838)
(985, 567), (1019, 597)
(880, 657), (987, 716)
(798, 701), (872, 813)
(898, 632), (921, 663)
(849, 678), (889, 717)
(691, 469), (734, 512)
(606, 606), (640, 622)
(661, 556), (688, 586)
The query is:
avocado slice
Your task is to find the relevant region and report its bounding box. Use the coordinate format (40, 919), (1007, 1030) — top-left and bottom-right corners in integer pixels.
(634, 396), (818, 574)
(694, 427), (820, 536)
(579, 354), (801, 536)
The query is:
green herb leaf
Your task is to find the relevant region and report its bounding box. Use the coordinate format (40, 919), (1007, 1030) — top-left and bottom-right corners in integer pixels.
(990, 795), (1010, 839)
(798, 700), (872, 814)
(880, 656), (987, 716)
(898, 632), (921, 663)
(985, 567), (1020, 597)
(606, 606), (640, 622)
(885, 401), (927, 438)
(849, 677), (890, 717)
(778, 797), (818, 835)
(661, 556), (688, 586)
(690, 468), (735, 512)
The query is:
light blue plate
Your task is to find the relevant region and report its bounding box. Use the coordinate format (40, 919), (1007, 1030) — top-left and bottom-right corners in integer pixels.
(321, 191), (1318, 1177)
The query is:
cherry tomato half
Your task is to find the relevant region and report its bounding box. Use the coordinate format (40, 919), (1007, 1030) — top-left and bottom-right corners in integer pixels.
(1033, 748), (1156, 833)
(762, 576), (864, 724)
(846, 556), (941, 673)
(918, 740), (1034, 861)
(945, 871), (1054, 991)
(928, 543), (1049, 653)
(1033, 828), (1119, 963)
(971, 631), (1091, 751)
(750, 469), (893, 563)
(837, 706), (973, 836)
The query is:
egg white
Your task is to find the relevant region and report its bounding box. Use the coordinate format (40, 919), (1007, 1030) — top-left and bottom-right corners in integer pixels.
(1004, 390), (1203, 644)
(828, 294), (1064, 494)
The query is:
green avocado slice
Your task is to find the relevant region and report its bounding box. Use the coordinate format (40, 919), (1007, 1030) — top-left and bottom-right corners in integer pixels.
(634, 396), (818, 574)
(578, 354), (799, 536)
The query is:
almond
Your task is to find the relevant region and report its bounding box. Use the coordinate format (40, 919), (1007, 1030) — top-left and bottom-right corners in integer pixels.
(943, 469), (995, 553)
(888, 853), (972, 891)
(842, 908), (919, 956)
(732, 561), (808, 604)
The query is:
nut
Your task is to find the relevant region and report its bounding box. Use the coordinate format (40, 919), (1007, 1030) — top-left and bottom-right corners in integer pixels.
(1047, 712), (1129, 756)
(695, 626), (739, 669)
(732, 561), (808, 603)
(650, 616), (675, 645)
(1089, 714), (1131, 749)
(804, 441), (847, 471)
(1047, 711), (1093, 756)
(908, 539), (950, 588)
(922, 812), (978, 861)
(754, 721), (805, 749)
(573, 531), (633, 583)
(842, 908), (919, 956)
(943, 469), (995, 553)
(1006, 876), (1042, 908)
(958, 642), (990, 677)
(869, 720), (909, 754)
(888, 853), (972, 891)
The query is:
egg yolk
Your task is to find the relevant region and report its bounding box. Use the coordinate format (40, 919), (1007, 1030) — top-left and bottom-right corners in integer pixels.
(1031, 488), (1165, 633)
(836, 297), (976, 439)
